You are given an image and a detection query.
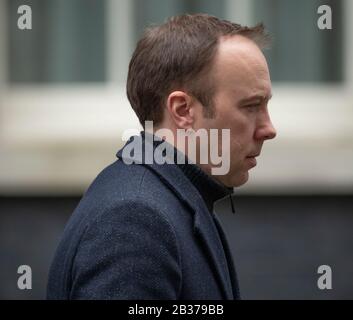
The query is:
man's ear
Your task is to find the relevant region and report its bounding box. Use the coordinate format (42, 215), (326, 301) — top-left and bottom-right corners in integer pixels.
(166, 91), (195, 129)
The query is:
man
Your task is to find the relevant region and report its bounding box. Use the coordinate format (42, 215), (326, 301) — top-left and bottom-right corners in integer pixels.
(47, 14), (276, 300)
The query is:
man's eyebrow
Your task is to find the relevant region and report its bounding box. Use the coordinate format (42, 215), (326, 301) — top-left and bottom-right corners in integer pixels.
(239, 93), (273, 104)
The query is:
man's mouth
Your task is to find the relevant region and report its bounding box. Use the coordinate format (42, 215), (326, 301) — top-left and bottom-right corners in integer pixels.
(246, 154), (259, 168)
(247, 152), (260, 158)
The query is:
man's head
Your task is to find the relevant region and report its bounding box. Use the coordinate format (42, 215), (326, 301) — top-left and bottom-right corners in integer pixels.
(127, 13), (276, 187)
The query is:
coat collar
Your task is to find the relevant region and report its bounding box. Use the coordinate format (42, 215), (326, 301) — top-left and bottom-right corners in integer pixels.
(116, 133), (238, 299)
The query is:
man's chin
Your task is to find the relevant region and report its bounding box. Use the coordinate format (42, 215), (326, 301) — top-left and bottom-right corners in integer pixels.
(232, 171), (250, 187)
(219, 171), (249, 188)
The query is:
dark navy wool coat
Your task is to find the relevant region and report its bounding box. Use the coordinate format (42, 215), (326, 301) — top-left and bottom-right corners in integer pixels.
(47, 134), (240, 299)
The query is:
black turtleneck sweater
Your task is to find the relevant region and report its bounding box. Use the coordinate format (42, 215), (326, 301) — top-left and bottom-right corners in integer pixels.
(144, 131), (236, 214)
(177, 162), (235, 214)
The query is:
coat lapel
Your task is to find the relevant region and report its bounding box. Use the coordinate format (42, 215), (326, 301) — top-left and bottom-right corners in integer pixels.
(212, 213), (241, 299)
(116, 134), (235, 299)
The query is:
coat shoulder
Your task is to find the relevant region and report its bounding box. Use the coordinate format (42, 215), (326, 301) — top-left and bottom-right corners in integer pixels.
(47, 160), (186, 299)
(81, 159), (181, 213)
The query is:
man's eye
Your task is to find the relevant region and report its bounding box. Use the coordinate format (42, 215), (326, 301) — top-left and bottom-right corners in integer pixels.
(245, 104), (261, 111)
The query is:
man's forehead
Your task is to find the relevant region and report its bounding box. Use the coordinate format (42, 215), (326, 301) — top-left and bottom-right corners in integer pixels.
(213, 35), (271, 95)
(214, 36), (269, 75)
(218, 34), (265, 58)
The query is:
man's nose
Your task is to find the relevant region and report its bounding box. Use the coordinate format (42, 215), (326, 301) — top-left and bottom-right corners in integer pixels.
(255, 116), (277, 141)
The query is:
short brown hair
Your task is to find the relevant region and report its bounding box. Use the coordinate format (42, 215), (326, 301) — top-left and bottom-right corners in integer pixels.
(127, 13), (270, 126)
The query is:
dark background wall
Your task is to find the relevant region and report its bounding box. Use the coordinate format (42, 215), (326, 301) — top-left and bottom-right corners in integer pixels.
(1, 195), (352, 299)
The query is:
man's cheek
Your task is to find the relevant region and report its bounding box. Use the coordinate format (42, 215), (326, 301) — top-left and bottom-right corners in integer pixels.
(231, 140), (244, 156)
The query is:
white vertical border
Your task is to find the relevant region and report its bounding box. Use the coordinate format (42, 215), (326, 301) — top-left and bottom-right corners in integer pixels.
(107, 0), (133, 84)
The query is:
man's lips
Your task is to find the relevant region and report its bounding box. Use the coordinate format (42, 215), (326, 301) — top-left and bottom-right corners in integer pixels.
(246, 154), (259, 168)
(247, 153), (260, 157)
